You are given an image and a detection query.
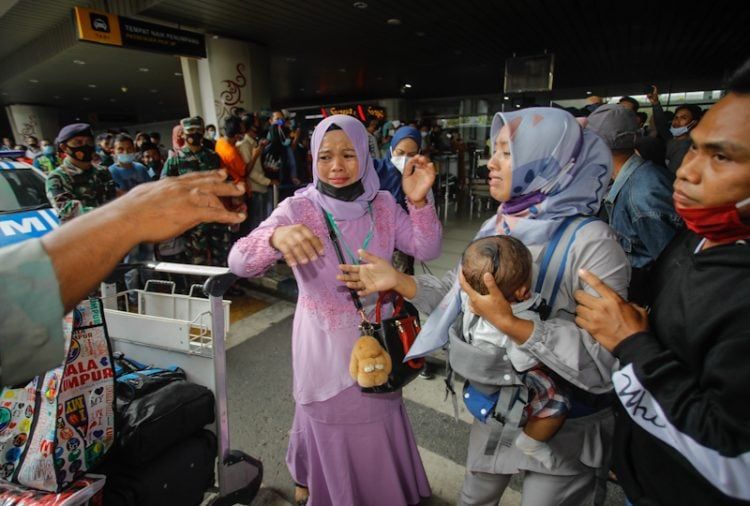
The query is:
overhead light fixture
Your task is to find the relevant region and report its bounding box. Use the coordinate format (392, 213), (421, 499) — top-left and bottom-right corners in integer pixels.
(404, 83), (412, 88)
(88, 84), (97, 88)
(121, 86), (128, 92)
(73, 60), (86, 65)
(353, 1), (368, 8)
(29, 79), (39, 83)
(138, 67), (149, 72)
(174, 72), (183, 76)
(503, 96), (509, 100)
(515, 104), (521, 108)
(586, 90), (592, 95)
(386, 18), (401, 25)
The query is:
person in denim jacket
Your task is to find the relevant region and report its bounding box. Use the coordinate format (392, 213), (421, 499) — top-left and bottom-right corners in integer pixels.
(587, 104), (683, 303)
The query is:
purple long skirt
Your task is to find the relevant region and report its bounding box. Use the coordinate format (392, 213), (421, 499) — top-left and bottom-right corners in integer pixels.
(286, 385), (431, 506)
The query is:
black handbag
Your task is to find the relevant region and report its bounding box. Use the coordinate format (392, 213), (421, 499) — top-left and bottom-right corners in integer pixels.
(323, 208), (425, 393)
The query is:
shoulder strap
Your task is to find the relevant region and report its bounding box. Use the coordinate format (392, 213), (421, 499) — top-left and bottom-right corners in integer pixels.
(322, 208), (365, 315)
(534, 216), (598, 310)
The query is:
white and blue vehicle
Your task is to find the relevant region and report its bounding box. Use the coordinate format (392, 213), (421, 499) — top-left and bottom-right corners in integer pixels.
(0, 150), (59, 247)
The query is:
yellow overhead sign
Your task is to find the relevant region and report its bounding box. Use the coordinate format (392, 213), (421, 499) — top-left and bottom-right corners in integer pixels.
(74, 7), (122, 46)
(73, 6), (206, 58)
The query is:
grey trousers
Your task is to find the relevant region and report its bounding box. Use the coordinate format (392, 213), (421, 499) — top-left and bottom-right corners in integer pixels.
(458, 467), (597, 506)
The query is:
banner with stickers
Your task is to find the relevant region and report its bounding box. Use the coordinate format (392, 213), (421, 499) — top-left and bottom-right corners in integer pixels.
(0, 298), (115, 492)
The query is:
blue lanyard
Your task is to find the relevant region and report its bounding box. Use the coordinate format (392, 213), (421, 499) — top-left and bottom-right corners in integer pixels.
(324, 204), (375, 265)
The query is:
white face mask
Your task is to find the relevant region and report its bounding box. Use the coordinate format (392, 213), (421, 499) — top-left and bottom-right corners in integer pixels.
(391, 155), (412, 173)
(669, 125), (690, 137)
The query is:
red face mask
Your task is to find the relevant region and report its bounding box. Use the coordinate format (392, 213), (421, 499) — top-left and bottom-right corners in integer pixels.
(676, 197), (750, 244)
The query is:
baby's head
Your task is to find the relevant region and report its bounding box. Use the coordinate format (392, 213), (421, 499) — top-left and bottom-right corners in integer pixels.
(461, 235), (532, 302)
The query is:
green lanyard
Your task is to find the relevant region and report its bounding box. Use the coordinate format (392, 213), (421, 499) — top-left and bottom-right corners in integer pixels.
(324, 203), (375, 265)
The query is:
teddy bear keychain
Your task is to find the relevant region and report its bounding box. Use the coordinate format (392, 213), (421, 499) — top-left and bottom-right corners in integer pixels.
(349, 321), (392, 388)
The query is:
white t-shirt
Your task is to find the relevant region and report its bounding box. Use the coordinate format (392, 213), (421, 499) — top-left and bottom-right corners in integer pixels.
(460, 292), (543, 372)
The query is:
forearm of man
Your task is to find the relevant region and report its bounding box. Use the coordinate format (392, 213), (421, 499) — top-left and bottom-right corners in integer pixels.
(41, 202), (138, 313)
(250, 149), (262, 166)
(651, 102), (672, 140)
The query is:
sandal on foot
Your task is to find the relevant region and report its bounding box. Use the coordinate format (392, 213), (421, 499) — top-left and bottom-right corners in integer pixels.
(294, 484), (309, 505)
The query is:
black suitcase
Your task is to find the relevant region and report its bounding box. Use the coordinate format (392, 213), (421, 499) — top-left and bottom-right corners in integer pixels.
(102, 429), (217, 506)
(117, 379), (215, 465)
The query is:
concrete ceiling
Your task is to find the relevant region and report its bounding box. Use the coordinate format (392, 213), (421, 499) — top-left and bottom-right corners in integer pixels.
(0, 43), (187, 123)
(0, 0), (748, 123)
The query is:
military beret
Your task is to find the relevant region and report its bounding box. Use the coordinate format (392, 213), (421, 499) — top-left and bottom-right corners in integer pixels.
(55, 123), (94, 145)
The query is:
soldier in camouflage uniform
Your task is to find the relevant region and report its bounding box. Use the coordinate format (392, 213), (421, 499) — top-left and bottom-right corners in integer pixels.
(46, 123), (116, 224)
(160, 116), (232, 266)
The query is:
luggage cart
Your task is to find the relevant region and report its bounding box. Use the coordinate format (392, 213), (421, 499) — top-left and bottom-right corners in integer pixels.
(100, 262), (262, 505)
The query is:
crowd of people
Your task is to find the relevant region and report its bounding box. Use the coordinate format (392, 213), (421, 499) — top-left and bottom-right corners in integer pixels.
(1, 56), (749, 506)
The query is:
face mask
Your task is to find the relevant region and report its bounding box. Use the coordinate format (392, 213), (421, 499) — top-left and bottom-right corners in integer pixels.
(391, 155), (413, 174)
(316, 179), (365, 202)
(670, 120), (695, 138)
(66, 144), (95, 163)
(42, 146), (55, 156)
(670, 125), (690, 137)
(186, 133), (203, 146)
(117, 153), (135, 164)
(420, 131), (428, 138)
(676, 197), (750, 244)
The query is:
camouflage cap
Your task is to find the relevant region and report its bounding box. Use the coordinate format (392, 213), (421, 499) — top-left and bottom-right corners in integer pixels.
(180, 116), (204, 131)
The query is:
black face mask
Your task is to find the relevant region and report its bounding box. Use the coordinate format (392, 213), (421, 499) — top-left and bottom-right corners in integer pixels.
(186, 133), (203, 146)
(316, 179), (365, 202)
(65, 144), (95, 163)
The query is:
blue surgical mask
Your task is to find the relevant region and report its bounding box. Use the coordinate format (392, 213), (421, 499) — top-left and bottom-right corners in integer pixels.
(117, 153), (135, 164)
(42, 146), (55, 156)
(670, 125), (690, 137)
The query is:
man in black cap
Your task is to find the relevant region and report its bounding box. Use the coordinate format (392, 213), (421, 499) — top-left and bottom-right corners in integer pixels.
(46, 123), (116, 223)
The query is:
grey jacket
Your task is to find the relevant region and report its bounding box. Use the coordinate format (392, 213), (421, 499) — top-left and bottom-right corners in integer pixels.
(409, 217), (630, 475)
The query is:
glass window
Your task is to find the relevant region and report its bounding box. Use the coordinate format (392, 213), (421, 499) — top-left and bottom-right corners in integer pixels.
(0, 169), (49, 212)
